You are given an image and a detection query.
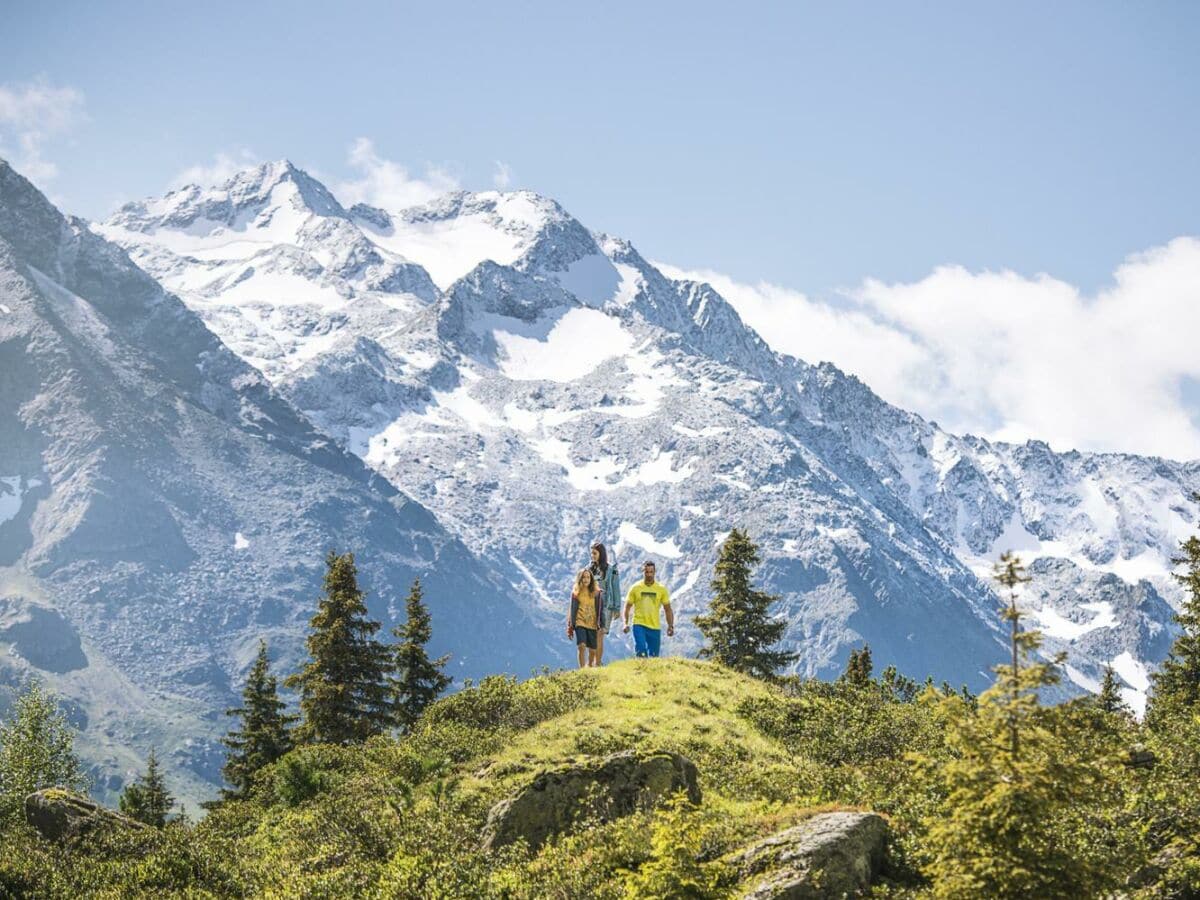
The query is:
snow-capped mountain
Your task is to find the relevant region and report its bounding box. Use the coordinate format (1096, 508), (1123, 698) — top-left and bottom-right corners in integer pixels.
(0, 160), (553, 807)
(98, 160), (1200, 716)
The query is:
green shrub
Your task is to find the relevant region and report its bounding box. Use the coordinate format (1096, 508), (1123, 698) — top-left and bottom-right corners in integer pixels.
(423, 671), (596, 732)
(271, 745), (350, 807)
(620, 794), (738, 900)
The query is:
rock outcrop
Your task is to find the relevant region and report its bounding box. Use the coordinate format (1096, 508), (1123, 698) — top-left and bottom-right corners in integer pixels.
(480, 749), (700, 851)
(24, 789), (146, 842)
(731, 811), (888, 899)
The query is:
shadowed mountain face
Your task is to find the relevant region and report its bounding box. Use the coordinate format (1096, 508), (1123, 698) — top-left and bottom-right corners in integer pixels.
(100, 160), (1200, 720)
(0, 160), (556, 806)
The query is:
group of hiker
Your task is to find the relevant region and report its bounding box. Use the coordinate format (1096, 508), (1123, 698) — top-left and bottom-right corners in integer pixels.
(566, 543), (675, 667)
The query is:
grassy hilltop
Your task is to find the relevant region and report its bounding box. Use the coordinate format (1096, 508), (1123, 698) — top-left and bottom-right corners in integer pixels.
(4, 654), (1200, 898)
(0, 658), (933, 897)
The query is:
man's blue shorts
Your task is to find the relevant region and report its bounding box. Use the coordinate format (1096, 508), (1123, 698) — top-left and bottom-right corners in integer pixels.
(632, 624), (661, 658)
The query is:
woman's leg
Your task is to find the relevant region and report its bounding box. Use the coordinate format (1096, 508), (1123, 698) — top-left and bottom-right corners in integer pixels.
(596, 624), (606, 664)
(577, 638), (587, 668)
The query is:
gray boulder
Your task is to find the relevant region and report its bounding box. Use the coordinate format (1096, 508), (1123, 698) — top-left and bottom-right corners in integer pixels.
(24, 788), (146, 842)
(480, 749), (700, 851)
(731, 811), (888, 899)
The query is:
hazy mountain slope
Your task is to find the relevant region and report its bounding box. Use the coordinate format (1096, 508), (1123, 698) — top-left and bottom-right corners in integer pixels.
(0, 160), (555, 807)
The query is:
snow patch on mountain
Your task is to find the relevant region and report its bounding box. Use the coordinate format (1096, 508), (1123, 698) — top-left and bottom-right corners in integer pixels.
(355, 190), (562, 289)
(1034, 601), (1117, 640)
(1111, 651), (1152, 716)
(618, 522), (683, 560)
(494, 307), (635, 382)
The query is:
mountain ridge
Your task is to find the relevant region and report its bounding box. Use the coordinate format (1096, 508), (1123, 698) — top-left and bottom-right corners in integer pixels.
(96, 159), (1200, 720)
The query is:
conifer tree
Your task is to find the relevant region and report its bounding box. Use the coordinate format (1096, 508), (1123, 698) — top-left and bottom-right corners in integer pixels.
(1097, 665), (1131, 717)
(1149, 500), (1200, 714)
(695, 528), (798, 680)
(286, 551), (394, 744)
(0, 680), (88, 821)
(912, 552), (1124, 898)
(994, 551), (1034, 758)
(119, 748), (174, 827)
(391, 578), (452, 733)
(221, 639), (295, 799)
(842, 644), (873, 686)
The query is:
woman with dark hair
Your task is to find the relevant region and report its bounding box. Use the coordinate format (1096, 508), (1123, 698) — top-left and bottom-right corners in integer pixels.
(590, 542), (622, 664)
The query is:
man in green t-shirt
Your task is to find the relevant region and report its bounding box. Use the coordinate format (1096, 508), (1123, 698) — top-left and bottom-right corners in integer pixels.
(622, 560), (674, 657)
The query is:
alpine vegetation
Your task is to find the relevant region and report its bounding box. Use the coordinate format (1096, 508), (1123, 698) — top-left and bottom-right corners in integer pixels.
(911, 554), (1129, 899)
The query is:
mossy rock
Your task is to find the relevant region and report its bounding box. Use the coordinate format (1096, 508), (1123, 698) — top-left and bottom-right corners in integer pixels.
(24, 788), (146, 843)
(479, 748), (701, 851)
(729, 811), (888, 899)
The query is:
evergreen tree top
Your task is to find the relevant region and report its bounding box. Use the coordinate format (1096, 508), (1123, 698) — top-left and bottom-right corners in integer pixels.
(696, 528), (798, 681)
(286, 550), (394, 746)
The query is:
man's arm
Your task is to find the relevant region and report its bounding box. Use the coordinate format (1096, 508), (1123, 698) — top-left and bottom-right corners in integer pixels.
(663, 602), (675, 637)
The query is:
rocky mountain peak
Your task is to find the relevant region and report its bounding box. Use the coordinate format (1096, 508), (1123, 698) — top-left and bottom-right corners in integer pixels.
(106, 158), (346, 237)
(0, 158), (72, 276)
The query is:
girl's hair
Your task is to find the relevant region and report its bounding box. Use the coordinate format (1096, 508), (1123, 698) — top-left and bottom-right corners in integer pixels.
(574, 567), (597, 597)
(591, 542), (608, 574)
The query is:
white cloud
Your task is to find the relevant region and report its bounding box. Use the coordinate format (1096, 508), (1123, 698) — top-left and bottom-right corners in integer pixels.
(0, 79), (86, 183)
(658, 238), (1200, 461)
(492, 160), (514, 190)
(169, 149), (259, 189)
(332, 137), (458, 211)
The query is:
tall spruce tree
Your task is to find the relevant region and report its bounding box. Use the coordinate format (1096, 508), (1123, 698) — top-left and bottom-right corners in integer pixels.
(221, 639), (295, 799)
(1149, 498), (1200, 715)
(285, 551), (394, 744)
(0, 680), (88, 822)
(695, 528), (798, 680)
(912, 551), (1125, 898)
(391, 578), (452, 733)
(119, 748), (174, 827)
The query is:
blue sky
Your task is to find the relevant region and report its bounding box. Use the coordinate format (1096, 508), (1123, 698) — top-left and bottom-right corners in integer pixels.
(4, 1), (1200, 458)
(4, 0), (1197, 293)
